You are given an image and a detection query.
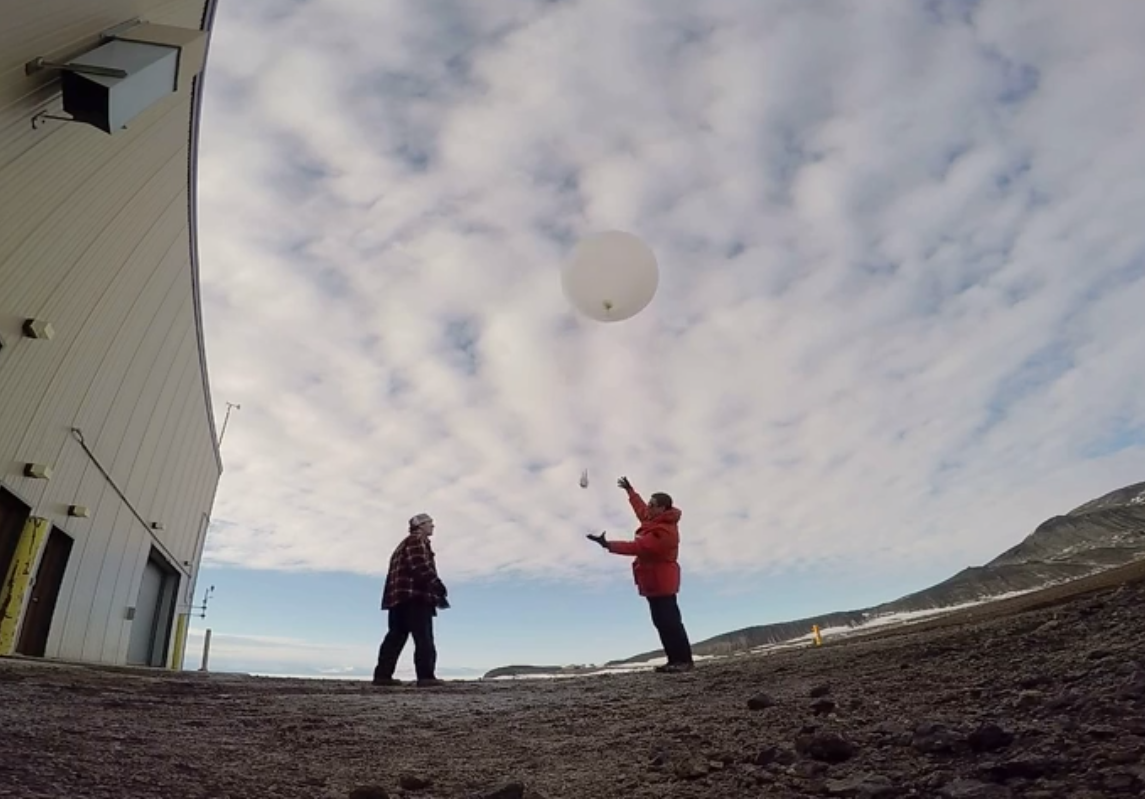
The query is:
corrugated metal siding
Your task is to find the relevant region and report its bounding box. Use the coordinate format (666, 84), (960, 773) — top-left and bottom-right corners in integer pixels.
(0, 0), (220, 665)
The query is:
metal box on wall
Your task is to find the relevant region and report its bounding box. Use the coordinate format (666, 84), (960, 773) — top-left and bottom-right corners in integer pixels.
(56, 23), (208, 134)
(61, 40), (180, 133)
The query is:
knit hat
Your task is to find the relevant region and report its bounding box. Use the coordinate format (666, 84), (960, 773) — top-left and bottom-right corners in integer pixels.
(409, 513), (434, 531)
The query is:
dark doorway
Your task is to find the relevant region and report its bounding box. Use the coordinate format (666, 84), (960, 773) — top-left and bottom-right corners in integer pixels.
(16, 527), (74, 657)
(0, 488), (30, 589)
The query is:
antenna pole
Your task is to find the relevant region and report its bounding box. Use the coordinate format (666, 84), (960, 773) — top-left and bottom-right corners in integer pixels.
(219, 402), (241, 446)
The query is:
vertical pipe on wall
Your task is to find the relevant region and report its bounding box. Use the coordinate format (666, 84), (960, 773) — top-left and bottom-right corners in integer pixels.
(170, 612), (189, 669)
(0, 517), (49, 655)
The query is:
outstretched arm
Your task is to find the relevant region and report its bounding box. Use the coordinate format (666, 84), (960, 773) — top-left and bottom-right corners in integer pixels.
(607, 529), (672, 558)
(627, 489), (648, 520)
(618, 477), (648, 519)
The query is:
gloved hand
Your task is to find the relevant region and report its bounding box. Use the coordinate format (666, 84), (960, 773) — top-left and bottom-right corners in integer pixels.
(437, 596), (451, 610)
(586, 531), (609, 548)
(617, 476), (632, 491)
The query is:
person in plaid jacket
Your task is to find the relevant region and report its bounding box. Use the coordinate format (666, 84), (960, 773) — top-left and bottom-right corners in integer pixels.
(372, 513), (450, 687)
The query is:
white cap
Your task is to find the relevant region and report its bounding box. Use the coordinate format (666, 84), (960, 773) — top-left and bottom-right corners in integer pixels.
(409, 513), (433, 530)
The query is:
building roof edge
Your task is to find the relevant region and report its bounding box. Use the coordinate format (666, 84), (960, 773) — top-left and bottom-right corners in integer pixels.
(189, 0), (225, 474)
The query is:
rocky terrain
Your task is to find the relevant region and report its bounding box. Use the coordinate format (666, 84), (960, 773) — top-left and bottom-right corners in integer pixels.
(2, 558), (1145, 798)
(489, 480), (1145, 677)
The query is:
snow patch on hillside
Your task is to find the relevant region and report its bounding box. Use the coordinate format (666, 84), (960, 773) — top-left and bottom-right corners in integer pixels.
(489, 588), (1045, 681)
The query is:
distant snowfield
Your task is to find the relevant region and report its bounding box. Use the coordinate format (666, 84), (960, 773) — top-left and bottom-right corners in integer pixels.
(490, 587), (1045, 681)
(247, 671), (486, 682)
(243, 588), (1046, 684)
(767, 589), (1041, 647)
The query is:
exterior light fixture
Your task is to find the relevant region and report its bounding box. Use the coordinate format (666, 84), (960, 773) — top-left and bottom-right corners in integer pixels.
(24, 463), (54, 480)
(22, 319), (55, 340)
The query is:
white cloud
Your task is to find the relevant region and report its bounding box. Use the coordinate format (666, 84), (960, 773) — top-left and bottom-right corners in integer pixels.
(196, 0), (1145, 586)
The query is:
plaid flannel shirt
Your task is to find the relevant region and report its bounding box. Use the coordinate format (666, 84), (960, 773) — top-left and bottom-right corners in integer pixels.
(381, 533), (448, 610)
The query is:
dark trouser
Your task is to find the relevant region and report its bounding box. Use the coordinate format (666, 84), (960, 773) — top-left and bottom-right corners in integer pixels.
(647, 594), (694, 665)
(374, 600), (437, 681)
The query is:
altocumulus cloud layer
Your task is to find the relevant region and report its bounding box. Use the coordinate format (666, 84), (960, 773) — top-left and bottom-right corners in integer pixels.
(196, 0), (1145, 585)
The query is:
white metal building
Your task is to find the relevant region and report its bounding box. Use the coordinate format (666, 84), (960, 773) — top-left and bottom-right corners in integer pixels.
(0, 0), (222, 669)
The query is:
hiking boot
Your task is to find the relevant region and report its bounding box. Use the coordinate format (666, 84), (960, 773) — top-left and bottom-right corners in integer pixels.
(372, 677), (403, 687)
(416, 678), (446, 688)
(655, 662), (695, 674)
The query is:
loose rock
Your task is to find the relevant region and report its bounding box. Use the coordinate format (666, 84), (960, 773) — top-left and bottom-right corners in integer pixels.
(912, 722), (964, 754)
(482, 783), (545, 799)
(1103, 769), (1144, 792)
(938, 779), (1013, 798)
(672, 758), (709, 780)
(823, 772), (894, 797)
(747, 692), (776, 710)
(348, 787), (390, 799)
(811, 698), (837, 716)
(751, 745), (781, 767)
(967, 722), (1014, 753)
(398, 774), (433, 791)
(1015, 689), (1044, 709)
(1085, 724), (1119, 740)
(795, 731), (856, 763)
(979, 757), (1065, 781)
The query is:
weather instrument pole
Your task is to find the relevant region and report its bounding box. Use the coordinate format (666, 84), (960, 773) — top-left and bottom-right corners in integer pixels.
(191, 585), (215, 672)
(218, 401), (241, 447)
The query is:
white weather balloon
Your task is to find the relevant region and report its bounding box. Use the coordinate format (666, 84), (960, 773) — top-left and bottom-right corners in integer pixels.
(561, 230), (659, 322)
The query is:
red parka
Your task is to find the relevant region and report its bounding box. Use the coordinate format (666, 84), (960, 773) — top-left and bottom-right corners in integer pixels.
(606, 487), (682, 597)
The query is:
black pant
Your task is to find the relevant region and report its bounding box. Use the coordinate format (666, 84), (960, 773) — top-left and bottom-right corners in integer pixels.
(647, 594), (694, 665)
(374, 601), (437, 681)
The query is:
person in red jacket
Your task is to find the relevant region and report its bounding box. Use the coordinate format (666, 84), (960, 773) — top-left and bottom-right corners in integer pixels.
(588, 476), (695, 673)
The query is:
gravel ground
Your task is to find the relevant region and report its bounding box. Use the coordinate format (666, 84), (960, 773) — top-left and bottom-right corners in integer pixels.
(1, 577), (1144, 799)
